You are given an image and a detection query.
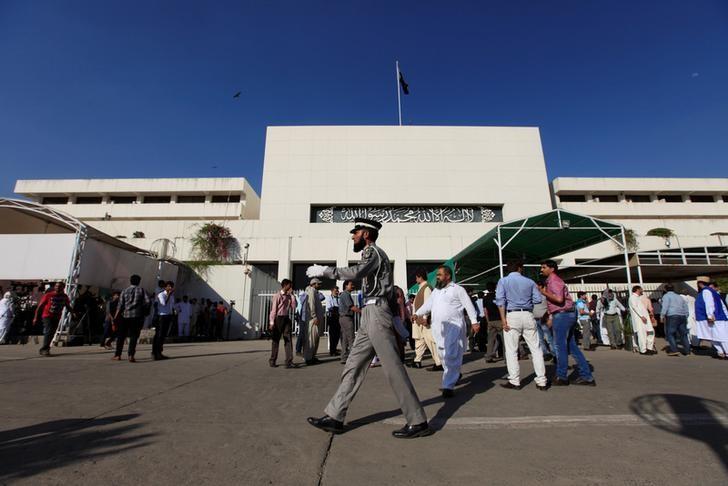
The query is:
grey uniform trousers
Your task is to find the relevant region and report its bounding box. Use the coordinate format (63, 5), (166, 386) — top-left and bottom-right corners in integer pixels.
(324, 303), (427, 425)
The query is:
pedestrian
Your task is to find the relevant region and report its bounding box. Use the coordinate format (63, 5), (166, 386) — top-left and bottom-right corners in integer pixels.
(295, 289), (307, 356)
(409, 268), (442, 370)
(326, 286), (341, 356)
(660, 284), (690, 356)
(216, 301), (227, 339)
(153, 281), (175, 360)
(189, 298), (198, 337)
(101, 291), (120, 349)
(338, 280), (360, 363)
(268, 279), (296, 368)
(600, 289), (625, 349)
(588, 294), (600, 344)
(0, 291), (14, 344)
(533, 280), (554, 360)
(306, 218), (431, 438)
(392, 286), (410, 362)
(494, 260), (548, 391)
(695, 276), (728, 358)
(540, 260), (596, 386)
(413, 265), (479, 398)
(483, 281), (504, 363)
(113, 274), (151, 362)
(175, 295), (191, 338)
(576, 292), (593, 351)
(33, 282), (73, 356)
(303, 278), (325, 365)
(629, 285), (655, 355)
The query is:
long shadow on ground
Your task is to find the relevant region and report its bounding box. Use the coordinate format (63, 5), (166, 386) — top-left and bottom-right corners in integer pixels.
(0, 414), (154, 480)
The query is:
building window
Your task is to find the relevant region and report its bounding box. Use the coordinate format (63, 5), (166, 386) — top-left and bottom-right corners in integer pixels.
(558, 194), (586, 203)
(658, 194), (683, 203)
(723, 195), (728, 203)
(690, 195), (715, 203)
(143, 195), (171, 204)
(625, 194), (651, 203)
(75, 196), (103, 204)
(41, 196), (69, 205)
(110, 196), (136, 204)
(595, 194), (619, 203)
(177, 195), (206, 203)
(211, 195), (241, 203)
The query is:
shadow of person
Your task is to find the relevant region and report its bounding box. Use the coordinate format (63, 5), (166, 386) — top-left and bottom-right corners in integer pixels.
(345, 364), (507, 432)
(0, 414), (155, 481)
(630, 394), (728, 474)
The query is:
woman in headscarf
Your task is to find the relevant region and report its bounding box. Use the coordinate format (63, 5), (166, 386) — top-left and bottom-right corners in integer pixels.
(0, 292), (15, 344)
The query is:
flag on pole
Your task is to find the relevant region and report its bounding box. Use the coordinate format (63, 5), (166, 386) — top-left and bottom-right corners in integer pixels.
(399, 71), (409, 95)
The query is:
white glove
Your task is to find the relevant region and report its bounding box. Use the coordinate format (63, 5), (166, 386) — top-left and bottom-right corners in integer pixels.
(306, 264), (327, 278)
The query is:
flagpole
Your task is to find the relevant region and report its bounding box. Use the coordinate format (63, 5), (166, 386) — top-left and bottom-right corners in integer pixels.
(396, 60), (402, 126)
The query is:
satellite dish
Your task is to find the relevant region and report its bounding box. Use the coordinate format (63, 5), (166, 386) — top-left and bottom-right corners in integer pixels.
(150, 238), (176, 260)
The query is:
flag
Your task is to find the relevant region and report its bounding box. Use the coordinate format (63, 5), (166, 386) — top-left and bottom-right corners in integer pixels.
(399, 71), (409, 95)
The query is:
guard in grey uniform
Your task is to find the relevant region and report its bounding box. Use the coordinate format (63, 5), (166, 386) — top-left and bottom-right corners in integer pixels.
(306, 218), (432, 439)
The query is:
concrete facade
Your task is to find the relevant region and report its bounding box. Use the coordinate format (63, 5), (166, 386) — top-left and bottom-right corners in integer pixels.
(11, 126), (728, 337)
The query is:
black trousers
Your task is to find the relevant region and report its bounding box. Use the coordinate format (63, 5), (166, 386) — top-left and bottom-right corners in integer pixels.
(153, 314), (173, 357)
(270, 316), (293, 365)
(115, 316), (144, 357)
(328, 312), (340, 355)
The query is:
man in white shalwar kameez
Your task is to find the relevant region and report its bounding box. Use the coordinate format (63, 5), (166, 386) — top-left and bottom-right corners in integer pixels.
(413, 265), (478, 398)
(629, 286), (655, 355)
(681, 291), (698, 347)
(695, 276), (728, 358)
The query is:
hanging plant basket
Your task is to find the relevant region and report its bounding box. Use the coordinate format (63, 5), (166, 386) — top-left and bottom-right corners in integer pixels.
(188, 223), (240, 278)
(646, 227), (674, 239)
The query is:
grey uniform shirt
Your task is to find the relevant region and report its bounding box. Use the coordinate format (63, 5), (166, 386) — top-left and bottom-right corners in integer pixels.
(324, 244), (393, 301)
(339, 290), (355, 317)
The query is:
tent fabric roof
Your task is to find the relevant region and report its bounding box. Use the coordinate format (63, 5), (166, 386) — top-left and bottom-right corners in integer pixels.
(0, 197), (151, 255)
(408, 209), (625, 293)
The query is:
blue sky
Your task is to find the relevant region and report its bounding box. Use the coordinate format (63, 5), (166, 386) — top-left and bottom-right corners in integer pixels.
(1, 0), (727, 197)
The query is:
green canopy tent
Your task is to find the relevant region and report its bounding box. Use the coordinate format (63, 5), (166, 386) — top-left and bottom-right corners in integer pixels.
(408, 209), (632, 293)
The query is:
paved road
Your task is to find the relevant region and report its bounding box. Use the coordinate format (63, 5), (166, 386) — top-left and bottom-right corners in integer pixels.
(1, 339), (727, 485)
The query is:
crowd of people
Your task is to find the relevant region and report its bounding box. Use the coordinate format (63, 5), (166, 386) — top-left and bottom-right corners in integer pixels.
(0, 278), (234, 358)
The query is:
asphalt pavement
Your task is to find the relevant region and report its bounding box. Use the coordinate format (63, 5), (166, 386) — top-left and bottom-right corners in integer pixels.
(1, 338), (727, 485)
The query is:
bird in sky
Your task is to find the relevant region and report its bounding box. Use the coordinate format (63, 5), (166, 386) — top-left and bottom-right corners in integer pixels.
(233, 91), (241, 98)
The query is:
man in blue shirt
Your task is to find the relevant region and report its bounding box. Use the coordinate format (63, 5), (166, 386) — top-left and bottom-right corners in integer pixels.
(495, 260), (548, 390)
(575, 292), (593, 351)
(660, 283), (690, 356)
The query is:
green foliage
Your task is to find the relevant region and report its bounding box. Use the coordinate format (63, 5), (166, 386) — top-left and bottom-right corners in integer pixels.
(623, 228), (639, 252)
(646, 227), (674, 238)
(188, 223), (240, 279)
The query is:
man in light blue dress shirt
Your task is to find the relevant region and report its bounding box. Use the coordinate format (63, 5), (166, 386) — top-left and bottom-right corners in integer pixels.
(495, 260), (548, 390)
(660, 284), (690, 356)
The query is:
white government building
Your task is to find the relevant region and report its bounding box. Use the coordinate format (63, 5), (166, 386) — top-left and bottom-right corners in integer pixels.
(12, 126), (728, 338)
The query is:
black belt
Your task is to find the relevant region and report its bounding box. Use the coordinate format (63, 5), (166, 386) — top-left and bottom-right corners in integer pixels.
(507, 308), (532, 313)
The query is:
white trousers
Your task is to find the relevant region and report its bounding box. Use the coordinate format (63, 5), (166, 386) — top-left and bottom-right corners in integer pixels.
(503, 311), (547, 386)
(635, 319), (655, 354)
(178, 320), (190, 337)
(431, 320), (465, 390)
(0, 319), (10, 343)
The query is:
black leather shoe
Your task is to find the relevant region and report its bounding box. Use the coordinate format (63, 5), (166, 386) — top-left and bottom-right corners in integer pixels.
(441, 388), (455, 398)
(536, 384), (549, 391)
(307, 416), (344, 434)
(392, 422), (433, 439)
(573, 377), (596, 386)
(552, 377), (570, 386)
(285, 363), (294, 369)
(409, 362), (423, 369)
(485, 358), (496, 363)
(500, 382), (522, 390)
(427, 365), (444, 372)
(269, 362), (278, 368)
(305, 360), (316, 366)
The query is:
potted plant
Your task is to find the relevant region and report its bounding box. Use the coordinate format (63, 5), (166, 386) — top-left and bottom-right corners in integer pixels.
(188, 223), (240, 278)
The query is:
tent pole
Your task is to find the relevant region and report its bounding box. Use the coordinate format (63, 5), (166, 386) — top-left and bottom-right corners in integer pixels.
(636, 254), (644, 285)
(497, 225), (504, 279)
(620, 226), (632, 289)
